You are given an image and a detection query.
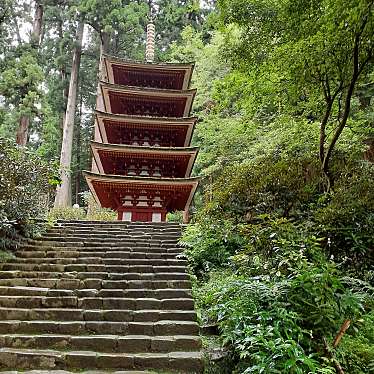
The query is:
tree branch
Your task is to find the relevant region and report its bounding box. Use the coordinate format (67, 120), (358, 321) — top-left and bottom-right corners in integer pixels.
(321, 21), (371, 189)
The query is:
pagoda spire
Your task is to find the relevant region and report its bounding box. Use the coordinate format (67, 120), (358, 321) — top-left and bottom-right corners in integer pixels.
(146, 16), (155, 63)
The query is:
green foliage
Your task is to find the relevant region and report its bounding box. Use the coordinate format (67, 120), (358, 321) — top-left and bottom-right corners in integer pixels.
(0, 249), (15, 263)
(48, 193), (117, 222)
(169, 26), (229, 113)
(0, 138), (55, 222)
(82, 191), (117, 221)
(196, 273), (320, 372)
(336, 312), (374, 374)
(190, 222), (373, 373)
(48, 207), (86, 222)
(0, 138), (55, 250)
(217, 0), (374, 185)
(313, 162), (374, 276)
(86, 206), (117, 222)
(0, 51), (43, 118)
(181, 219), (245, 276)
(166, 211), (183, 223)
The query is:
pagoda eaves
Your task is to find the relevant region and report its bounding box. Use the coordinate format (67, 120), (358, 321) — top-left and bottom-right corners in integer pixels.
(98, 82), (196, 118)
(84, 171), (199, 222)
(91, 141), (198, 178)
(94, 111), (197, 147)
(102, 54), (195, 90)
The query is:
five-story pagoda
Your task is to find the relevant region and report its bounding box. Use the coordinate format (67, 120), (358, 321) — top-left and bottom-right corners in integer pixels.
(84, 25), (199, 223)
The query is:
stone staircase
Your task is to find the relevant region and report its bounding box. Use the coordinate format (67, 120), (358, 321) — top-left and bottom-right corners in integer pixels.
(0, 220), (202, 373)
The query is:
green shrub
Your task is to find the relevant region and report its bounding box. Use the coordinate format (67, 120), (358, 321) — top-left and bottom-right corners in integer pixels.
(47, 192), (117, 222)
(0, 138), (56, 221)
(48, 203), (117, 222)
(83, 192), (117, 221)
(187, 217), (373, 373)
(181, 218), (246, 277)
(195, 267), (368, 373)
(313, 161), (374, 277)
(86, 207), (117, 221)
(0, 138), (56, 249)
(166, 211), (184, 223)
(336, 311), (374, 374)
(197, 273), (317, 373)
(48, 207), (86, 222)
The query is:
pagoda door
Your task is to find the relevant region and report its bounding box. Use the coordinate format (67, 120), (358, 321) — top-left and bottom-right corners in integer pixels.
(132, 211), (153, 222)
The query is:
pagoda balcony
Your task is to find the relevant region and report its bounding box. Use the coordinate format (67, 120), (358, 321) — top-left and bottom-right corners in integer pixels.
(91, 142), (198, 179)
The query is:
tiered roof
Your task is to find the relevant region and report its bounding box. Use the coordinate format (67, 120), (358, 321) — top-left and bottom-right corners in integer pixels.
(94, 111), (197, 147)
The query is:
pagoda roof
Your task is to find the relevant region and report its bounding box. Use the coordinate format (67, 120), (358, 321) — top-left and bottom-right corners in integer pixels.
(84, 171), (199, 212)
(98, 82), (196, 118)
(102, 54), (194, 90)
(95, 110), (198, 124)
(94, 111), (197, 147)
(91, 142), (198, 178)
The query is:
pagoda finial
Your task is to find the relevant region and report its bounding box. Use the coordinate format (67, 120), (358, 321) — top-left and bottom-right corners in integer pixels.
(146, 15), (155, 63)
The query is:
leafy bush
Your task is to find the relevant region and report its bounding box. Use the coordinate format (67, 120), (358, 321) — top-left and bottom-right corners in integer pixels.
(0, 138), (55, 221)
(314, 161), (374, 277)
(194, 266), (369, 373)
(48, 207), (86, 222)
(197, 273), (315, 373)
(0, 138), (56, 249)
(166, 210), (184, 223)
(188, 218), (373, 373)
(48, 196), (117, 222)
(83, 192), (117, 221)
(86, 207), (117, 221)
(181, 218), (246, 277)
(336, 311), (374, 374)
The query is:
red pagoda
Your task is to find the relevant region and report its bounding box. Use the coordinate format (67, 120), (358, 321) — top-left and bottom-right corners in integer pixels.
(84, 53), (199, 222)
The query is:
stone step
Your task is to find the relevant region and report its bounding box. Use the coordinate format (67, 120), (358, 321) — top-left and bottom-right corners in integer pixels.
(0, 221), (199, 372)
(9, 258), (187, 266)
(14, 250), (182, 260)
(19, 245), (183, 254)
(43, 233), (181, 240)
(47, 228), (182, 235)
(0, 286), (192, 299)
(0, 278), (191, 290)
(0, 334), (201, 353)
(0, 296), (195, 310)
(45, 231), (182, 239)
(27, 240), (180, 248)
(0, 305), (197, 322)
(33, 235), (178, 246)
(0, 264), (187, 273)
(0, 320), (199, 334)
(0, 348), (203, 372)
(0, 371), (152, 373)
(55, 220), (182, 227)
(48, 229), (182, 237)
(0, 371), (153, 373)
(0, 271), (189, 281)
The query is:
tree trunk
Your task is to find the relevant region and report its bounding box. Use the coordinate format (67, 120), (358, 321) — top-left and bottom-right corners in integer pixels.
(57, 19), (68, 132)
(16, 116), (29, 146)
(100, 31), (110, 55)
(75, 93), (83, 205)
(31, 1), (43, 47)
(15, 0), (43, 146)
(54, 21), (84, 208)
